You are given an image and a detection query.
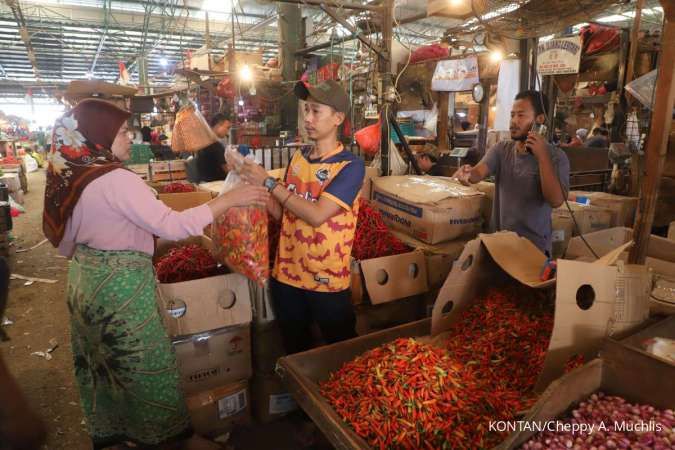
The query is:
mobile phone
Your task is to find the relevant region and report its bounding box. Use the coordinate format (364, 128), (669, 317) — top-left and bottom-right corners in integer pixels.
(526, 123), (547, 153)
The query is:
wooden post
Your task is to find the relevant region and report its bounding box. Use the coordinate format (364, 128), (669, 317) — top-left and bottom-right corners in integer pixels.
(628, 4), (675, 264)
(437, 92), (449, 152)
(625, 0), (646, 99)
(477, 85), (489, 154)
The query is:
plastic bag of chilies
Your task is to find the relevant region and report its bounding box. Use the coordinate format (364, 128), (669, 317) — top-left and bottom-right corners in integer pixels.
(212, 146), (269, 284)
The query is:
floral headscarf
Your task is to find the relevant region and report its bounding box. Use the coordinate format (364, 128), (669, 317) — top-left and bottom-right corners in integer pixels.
(43, 99), (131, 247)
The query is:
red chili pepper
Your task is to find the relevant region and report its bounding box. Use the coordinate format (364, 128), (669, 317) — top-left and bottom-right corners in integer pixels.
(154, 244), (225, 283)
(161, 182), (196, 193)
(352, 199), (411, 260)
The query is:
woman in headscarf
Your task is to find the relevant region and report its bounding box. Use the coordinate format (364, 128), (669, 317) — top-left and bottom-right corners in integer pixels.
(43, 99), (268, 450)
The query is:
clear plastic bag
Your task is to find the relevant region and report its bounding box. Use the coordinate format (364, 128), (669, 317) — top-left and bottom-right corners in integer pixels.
(212, 146), (269, 284)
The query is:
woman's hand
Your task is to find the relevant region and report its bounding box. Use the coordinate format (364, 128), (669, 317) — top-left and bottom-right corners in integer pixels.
(223, 184), (270, 208)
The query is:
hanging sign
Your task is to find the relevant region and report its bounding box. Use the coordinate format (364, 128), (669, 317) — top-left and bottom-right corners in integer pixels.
(431, 56), (480, 92)
(536, 36), (582, 76)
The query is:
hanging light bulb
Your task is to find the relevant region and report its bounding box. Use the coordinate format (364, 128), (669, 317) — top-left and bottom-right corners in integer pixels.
(489, 49), (504, 63)
(239, 65), (253, 82)
(159, 57), (168, 67)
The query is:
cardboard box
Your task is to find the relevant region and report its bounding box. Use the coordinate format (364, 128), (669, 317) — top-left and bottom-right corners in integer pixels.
(565, 227), (675, 316)
(669, 221), (675, 242)
(551, 213), (574, 259)
(372, 176), (483, 244)
(570, 191), (638, 227)
(474, 181), (495, 231)
(155, 237), (252, 337)
(353, 251), (429, 305)
(252, 321), (286, 374)
(251, 374), (298, 424)
(149, 160), (187, 182)
(158, 191), (214, 212)
(186, 380), (251, 436)
(360, 166), (379, 200)
(552, 202), (613, 236)
(157, 272), (252, 337)
(173, 325), (252, 395)
(432, 231), (650, 391)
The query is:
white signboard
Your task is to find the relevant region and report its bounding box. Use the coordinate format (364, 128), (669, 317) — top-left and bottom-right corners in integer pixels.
(536, 36), (582, 76)
(432, 57), (480, 92)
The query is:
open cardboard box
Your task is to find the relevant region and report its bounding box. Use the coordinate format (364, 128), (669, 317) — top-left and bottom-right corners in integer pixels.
(186, 380), (251, 436)
(154, 236), (252, 337)
(158, 191), (214, 212)
(565, 227), (675, 315)
(432, 231), (651, 391)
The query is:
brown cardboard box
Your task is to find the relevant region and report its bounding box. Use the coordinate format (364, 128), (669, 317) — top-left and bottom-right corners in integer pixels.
(552, 202), (613, 236)
(158, 191), (214, 212)
(425, 254), (455, 289)
(360, 166), (379, 200)
(551, 213), (574, 259)
(432, 231), (650, 391)
(564, 227), (675, 316)
(186, 380), (251, 436)
(251, 374), (298, 424)
(155, 238), (252, 337)
(252, 321), (286, 375)
(372, 176), (483, 244)
(474, 181), (495, 231)
(157, 272), (252, 337)
(149, 160), (187, 182)
(357, 251), (429, 305)
(669, 221), (675, 242)
(570, 191), (638, 227)
(173, 325), (252, 395)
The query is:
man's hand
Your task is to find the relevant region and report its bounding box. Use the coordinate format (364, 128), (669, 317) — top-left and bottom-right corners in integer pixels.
(239, 158), (269, 187)
(453, 164), (474, 186)
(526, 132), (549, 160)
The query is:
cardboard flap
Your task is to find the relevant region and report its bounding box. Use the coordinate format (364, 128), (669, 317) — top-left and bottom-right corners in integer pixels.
(480, 232), (555, 289)
(361, 251), (428, 305)
(158, 191), (214, 212)
(372, 175), (483, 204)
(593, 240), (633, 266)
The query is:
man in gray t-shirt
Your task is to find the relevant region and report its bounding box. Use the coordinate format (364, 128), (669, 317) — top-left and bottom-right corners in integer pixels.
(454, 90), (570, 255)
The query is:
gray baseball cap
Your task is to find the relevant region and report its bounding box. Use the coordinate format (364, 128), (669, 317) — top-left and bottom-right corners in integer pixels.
(294, 80), (350, 115)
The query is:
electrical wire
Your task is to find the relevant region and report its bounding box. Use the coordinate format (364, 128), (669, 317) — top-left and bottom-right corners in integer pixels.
(534, 67), (599, 259)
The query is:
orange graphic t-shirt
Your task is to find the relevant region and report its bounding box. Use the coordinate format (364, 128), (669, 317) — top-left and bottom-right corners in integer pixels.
(272, 144), (365, 292)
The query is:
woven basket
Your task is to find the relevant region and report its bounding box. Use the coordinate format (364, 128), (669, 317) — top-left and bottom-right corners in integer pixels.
(171, 103), (217, 153)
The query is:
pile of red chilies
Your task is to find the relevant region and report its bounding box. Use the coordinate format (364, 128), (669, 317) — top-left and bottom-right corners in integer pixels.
(155, 244), (224, 283)
(352, 199), (411, 261)
(161, 182), (196, 193)
(321, 289), (555, 449)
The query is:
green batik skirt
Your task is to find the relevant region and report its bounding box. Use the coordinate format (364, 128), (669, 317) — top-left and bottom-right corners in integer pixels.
(67, 245), (191, 449)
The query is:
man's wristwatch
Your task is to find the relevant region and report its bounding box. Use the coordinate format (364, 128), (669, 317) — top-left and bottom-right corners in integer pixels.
(263, 176), (278, 192)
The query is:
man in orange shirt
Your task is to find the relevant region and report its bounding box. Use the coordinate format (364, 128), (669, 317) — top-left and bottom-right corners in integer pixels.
(241, 80), (364, 354)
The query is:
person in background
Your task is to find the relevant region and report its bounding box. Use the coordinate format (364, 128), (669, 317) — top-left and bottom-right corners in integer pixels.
(190, 113), (232, 183)
(454, 90), (570, 256)
(140, 125), (152, 143)
(415, 145), (445, 176)
(43, 99), (268, 450)
(585, 127), (609, 148)
(240, 80), (365, 356)
(561, 128), (588, 147)
(210, 112), (232, 146)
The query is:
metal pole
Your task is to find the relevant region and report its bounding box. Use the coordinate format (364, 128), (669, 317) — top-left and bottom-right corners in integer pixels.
(379, 0), (394, 176)
(274, 0), (382, 12)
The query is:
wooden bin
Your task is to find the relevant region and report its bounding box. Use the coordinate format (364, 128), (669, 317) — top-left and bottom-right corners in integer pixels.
(277, 319), (429, 450)
(504, 347), (675, 448)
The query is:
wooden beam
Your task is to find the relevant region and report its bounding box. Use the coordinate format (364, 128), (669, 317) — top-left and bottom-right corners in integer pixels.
(625, 0), (646, 97)
(628, 5), (675, 264)
(437, 92), (449, 151)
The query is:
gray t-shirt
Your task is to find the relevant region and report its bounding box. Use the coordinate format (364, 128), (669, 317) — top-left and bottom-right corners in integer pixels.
(481, 140), (570, 254)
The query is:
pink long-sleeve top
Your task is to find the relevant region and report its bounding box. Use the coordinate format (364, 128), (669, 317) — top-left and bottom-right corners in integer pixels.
(58, 168), (213, 257)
